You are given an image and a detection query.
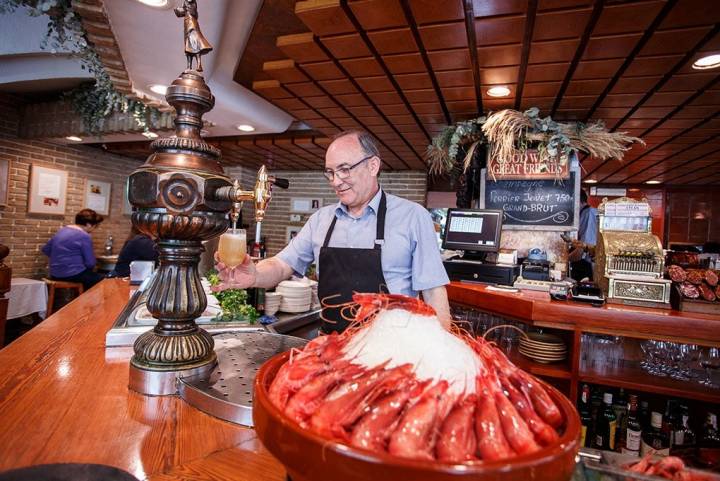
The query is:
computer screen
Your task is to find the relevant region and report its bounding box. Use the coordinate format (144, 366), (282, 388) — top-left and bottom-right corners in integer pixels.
(442, 208), (503, 253)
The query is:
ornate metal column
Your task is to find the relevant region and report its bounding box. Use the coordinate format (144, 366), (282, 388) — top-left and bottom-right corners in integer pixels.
(126, 3), (232, 394)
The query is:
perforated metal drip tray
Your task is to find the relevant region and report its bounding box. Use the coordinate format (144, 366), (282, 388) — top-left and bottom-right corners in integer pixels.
(177, 331), (307, 427)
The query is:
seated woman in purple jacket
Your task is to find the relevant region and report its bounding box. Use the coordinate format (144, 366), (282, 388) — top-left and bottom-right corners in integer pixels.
(41, 209), (105, 290)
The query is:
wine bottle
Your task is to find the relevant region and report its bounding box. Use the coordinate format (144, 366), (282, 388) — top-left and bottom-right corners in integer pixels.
(579, 384), (593, 448)
(639, 400), (650, 431)
(613, 388), (628, 452)
(595, 392), (617, 451)
(622, 394), (642, 457)
(663, 400), (678, 448)
(673, 405), (695, 449)
(701, 412), (720, 448)
(641, 411), (670, 456)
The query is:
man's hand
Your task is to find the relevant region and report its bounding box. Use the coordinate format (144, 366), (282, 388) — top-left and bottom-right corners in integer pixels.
(568, 240), (585, 263)
(212, 253), (256, 292)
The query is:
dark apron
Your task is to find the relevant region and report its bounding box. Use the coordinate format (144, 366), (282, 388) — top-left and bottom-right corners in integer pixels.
(317, 192), (389, 334)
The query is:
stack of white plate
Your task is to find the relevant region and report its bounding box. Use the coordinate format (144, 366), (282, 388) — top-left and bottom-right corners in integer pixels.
(264, 292), (282, 316)
(519, 332), (567, 364)
(277, 280), (312, 313)
(306, 279), (320, 308)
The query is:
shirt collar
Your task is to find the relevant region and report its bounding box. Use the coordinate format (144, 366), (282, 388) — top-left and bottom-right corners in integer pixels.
(335, 188), (383, 218)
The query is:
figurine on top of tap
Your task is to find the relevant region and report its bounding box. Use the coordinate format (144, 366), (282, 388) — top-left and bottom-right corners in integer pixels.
(174, 0), (212, 72)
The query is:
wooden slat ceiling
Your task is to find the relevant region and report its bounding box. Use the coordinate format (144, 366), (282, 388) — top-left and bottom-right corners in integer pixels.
(99, 0), (720, 185)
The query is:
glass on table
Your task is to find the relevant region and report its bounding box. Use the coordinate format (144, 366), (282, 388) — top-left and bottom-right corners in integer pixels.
(217, 228), (247, 268)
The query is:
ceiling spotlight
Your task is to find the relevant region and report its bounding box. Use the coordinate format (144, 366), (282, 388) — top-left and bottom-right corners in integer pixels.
(136, 0), (168, 7)
(645, 180), (661, 184)
(583, 179), (598, 184)
(487, 86), (511, 97)
(65, 136), (82, 142)
(200, 129), (210, 136)
(142, 132), (159, 139)
(237, 124), (255, 132)
(692, 54), (720, 70)
(149, 84), (168, 95)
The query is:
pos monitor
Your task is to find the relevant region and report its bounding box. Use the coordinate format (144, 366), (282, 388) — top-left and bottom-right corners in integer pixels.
(442, 208), (503, 260)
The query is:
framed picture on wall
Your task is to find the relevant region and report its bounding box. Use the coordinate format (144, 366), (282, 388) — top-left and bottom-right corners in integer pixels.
(84, 179), (111, 216)
(286, 226), (301, 244)
(290, 197), (323, 213)
(0, 158), (9, 206)
(28, 165), (68, 215)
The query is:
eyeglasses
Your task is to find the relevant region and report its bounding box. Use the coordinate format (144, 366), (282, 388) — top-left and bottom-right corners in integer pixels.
(323, 155), (374, 181)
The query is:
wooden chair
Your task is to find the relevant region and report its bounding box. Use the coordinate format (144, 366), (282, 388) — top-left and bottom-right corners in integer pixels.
(42, 279), (84, 317)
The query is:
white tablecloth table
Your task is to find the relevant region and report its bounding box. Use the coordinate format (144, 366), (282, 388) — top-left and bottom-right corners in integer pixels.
(7, 278), (48, 320)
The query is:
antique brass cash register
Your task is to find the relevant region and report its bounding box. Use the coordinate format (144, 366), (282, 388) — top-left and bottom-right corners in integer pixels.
(593, 197), (671, 307)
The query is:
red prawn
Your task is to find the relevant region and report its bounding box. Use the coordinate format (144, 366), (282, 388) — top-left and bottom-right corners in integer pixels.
(310, 364), (412, 441)
(436, 394), (478, 462)
(284, 363), (363, 426)
(331, 293), (437, 326)
(499, 373), (558, 447)
(388, 381), (456, 461)
(349, 378), (426, 452)
(475, 377), (514, 461)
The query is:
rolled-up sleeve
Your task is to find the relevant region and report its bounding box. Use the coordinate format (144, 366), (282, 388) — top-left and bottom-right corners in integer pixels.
(410, 208), (449, 291)
(276, 213), (318, 276)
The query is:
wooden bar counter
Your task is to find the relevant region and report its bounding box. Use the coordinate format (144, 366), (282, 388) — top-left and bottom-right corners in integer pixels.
(448, 282), (720, 404)
(0, 279), (285, 481)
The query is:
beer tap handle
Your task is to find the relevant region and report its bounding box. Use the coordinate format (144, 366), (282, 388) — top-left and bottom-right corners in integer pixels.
(270, 177), (289, 189)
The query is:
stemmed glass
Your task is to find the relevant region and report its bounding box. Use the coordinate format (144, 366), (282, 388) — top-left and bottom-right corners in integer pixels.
(699, 347), (720, 388)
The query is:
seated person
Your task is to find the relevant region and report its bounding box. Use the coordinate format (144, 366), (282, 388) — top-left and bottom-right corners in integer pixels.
(42, 209), (105, 290)
(110, 227), (158, 277)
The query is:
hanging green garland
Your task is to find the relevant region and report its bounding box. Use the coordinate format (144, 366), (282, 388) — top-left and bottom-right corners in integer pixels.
(0, 0), (161, 135)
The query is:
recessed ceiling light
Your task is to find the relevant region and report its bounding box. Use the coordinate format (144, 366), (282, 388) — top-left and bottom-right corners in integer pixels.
(142, 132), (158, 139)
(136, 0), (168, 7)
(692, 54), (720, 70)
(200, 129), (210, 136)
(65, 136), (82, 142)
(645, 180), (661, 184)
(237, 124), (255, 132)
(149, 84), (168, 95)
(583, 179), (598, 184)
(487, 86), (511, 97)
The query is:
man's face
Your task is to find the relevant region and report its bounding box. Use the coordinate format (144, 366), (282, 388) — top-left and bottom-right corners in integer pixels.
(324, 135), (379, 210)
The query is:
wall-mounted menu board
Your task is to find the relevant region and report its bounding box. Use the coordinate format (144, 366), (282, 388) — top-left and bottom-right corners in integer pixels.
(479, 168), (580, 230)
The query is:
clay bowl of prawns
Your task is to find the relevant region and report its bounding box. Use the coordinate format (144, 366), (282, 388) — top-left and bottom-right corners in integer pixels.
(253, 293), (581, 481)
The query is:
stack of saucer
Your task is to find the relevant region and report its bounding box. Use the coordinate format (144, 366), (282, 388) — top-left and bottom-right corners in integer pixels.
(519, 332), (567, 364)
(306, 279), (320, 308)
(264, 292), (282, 316)
(277, 280), (312, 313)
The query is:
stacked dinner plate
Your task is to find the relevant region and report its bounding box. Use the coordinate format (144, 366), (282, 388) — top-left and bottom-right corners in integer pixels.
(306, 279), (320, 309)
(277, 280), (312, 313)
(519, 332), (567, 364)
(264, 292), (282, 316)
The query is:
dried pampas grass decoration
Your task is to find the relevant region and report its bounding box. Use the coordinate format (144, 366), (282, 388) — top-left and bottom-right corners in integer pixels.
(560, 122), (645, 161)
(482, 110), (532, 166)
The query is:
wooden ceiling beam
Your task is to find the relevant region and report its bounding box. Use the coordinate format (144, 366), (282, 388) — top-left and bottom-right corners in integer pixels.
(514, 0), (538, 110)
(596, 109), (720, 182)
(399, 0), (451, 125)
(461, 0), (483, 115)
(584, 0), (678, 122)
(550, 0), (605, 117)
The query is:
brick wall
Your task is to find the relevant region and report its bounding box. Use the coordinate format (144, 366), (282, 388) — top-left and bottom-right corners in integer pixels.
(0, 97), (142, 278)
(226, 166), (429, 256)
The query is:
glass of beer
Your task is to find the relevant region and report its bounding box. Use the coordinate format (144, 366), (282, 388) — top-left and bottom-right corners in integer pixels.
(217, 228), (247, 268)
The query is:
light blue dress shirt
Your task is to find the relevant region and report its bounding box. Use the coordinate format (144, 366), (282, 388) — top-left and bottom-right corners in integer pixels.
(276, 189), (449, 297)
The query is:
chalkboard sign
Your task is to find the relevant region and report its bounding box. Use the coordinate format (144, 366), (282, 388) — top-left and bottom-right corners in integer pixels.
(479, 168), (580, 231)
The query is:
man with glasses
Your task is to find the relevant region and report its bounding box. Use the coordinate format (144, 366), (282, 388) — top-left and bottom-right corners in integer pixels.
(216, 130), (451, 333)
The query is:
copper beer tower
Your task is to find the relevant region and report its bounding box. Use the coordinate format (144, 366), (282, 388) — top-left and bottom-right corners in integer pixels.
(127, 1), (281, 394)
